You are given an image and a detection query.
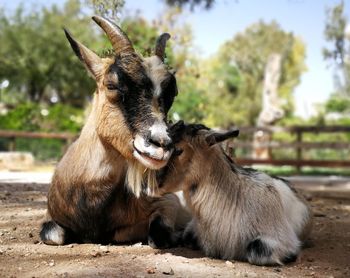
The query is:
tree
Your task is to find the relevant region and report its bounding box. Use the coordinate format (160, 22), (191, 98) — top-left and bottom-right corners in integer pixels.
(0, 0), (209, 123)
(0, 0), (98, 107)
(86, 0), (125, 18)
(323, 1), (350, 114)
(202, 21), (306, 127)
(165, 0), (215, 10)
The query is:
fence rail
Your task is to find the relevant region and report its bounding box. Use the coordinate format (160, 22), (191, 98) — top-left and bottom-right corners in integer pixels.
(228, 125), (350, 171)
(0, 130), (76, 140)
(0, 126), (349, 171)
(0, 130), (76, 152)
(234, 141), (350, 150)
(238, 125), (350, 133)
(236, 158), (350, 168)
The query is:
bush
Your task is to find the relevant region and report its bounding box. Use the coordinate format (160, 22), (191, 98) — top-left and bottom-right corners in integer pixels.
(15, 138), (65, 161)
(0, 103), (41, 131)
(0, 103), (84, 161)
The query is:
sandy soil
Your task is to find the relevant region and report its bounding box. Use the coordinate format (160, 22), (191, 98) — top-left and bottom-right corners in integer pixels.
(0, 180), (349, 278)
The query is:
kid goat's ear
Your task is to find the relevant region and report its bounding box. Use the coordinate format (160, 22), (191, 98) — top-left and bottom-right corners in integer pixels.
(205, 129), (240, 146)
(64, 28), (104, 80)
(169, 120), (186, 143)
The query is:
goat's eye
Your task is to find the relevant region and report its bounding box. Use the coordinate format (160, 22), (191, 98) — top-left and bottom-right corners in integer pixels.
(106, 83), (119, 91)
(174, 148), (183, 156)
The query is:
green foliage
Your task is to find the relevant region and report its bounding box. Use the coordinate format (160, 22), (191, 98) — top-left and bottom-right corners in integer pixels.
(86, 0), (125, 18)
(170, 64), (207, 122)
(39, 104), (84, 132)
(121, 17), (159, 57)
(0, 103), (84, 132)
(325, 95), (350, 113)
(2, 0), (346, 167)
(0, 0), (96, 107)
(201, 21), (306, 127)
(0, 103), (84, 160)
(0, 103), (41, 131)
(14, 138), (64, 161)
(0, 1), (207, 125)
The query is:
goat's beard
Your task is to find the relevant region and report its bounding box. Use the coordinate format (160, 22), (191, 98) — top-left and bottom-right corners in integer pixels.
(126, 160), (158, 198)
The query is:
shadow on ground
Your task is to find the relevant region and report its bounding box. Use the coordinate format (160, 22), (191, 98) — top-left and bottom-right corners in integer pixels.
(0, 178), (349, 277)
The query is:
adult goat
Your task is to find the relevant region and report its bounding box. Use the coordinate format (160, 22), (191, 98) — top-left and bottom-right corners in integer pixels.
(40, 16), (189, 247)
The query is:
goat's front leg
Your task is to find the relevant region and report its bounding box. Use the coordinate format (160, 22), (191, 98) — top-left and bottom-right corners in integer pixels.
(113, 220), (149, 243)
(182, 218), (200, 250)
(148, 193), (188, 249)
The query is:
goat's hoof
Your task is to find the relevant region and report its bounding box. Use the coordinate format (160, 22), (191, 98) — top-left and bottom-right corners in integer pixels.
(182, 229), (199, 250)
(246, 238), (274, 265)
(148, 216), (174, 249)
(40, 221), (66, 245)
(282, 253), (298, 264)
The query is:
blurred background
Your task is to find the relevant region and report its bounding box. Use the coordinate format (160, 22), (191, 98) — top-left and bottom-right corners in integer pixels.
(0, 0), (349, 175)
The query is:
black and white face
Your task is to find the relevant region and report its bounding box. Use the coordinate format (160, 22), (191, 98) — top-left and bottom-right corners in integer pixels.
(64, 16), (177, 170)
(102, 53), (178, 169)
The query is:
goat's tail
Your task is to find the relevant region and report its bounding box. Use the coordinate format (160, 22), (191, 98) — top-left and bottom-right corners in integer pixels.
(40, 220), (66, 245)
(246, 237), (300, 266)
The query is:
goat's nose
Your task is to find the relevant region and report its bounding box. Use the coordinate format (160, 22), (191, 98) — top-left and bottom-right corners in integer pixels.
(148, 135), (173, 150)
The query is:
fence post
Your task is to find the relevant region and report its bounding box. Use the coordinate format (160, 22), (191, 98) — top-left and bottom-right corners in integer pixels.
(267, 130), (273, 160)
(62, 137), (73, 155)
(8, 137), (16, 151)
(296, 129), (302, 174)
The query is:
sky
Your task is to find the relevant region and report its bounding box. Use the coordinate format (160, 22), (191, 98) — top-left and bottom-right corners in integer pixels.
(3, 0), (350, 118)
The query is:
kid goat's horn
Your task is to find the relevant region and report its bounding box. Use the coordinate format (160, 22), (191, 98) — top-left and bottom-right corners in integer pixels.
(206, 129), (240, 146)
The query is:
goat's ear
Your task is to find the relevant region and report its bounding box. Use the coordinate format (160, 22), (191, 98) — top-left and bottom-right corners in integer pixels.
(205, 129), (239, 146)
(64, 28), (104, 80)
(169, 120), (185, 134)
(169, 120), (186, 143)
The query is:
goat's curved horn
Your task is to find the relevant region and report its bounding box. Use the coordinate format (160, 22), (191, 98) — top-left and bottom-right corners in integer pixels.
(155, 33), (171, 62)
(92, 15), (134, 55)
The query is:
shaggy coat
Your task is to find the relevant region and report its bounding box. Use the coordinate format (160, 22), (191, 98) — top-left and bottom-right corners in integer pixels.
(156, 122), (313, 265)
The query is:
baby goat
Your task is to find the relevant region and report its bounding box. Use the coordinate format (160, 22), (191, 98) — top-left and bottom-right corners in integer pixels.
(156, 122), (312, 265)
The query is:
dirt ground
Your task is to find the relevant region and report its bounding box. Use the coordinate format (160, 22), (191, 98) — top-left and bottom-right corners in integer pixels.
(0, 179), (349, 278)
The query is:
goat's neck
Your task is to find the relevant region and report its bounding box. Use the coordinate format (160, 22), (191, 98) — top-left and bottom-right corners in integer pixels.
(185, 148), (243, 222)
(191, 147), (241, 194)
(58, 97), (126, 186)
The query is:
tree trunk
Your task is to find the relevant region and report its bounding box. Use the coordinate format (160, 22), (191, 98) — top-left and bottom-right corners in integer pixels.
(253, 54), (283, 159)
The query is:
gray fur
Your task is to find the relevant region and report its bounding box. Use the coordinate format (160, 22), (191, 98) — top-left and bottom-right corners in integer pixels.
(157, 125), (313, 265)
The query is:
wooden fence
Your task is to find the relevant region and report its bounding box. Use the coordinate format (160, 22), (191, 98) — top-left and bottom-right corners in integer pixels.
(0, 130), (76, 153)
(0, 126), (350, 170)
(230, 125), (350, 171)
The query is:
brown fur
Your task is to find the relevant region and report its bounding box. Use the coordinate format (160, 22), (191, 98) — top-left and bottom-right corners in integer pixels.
(44, 122), (188, 244)
(40, 18), (189, 246)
